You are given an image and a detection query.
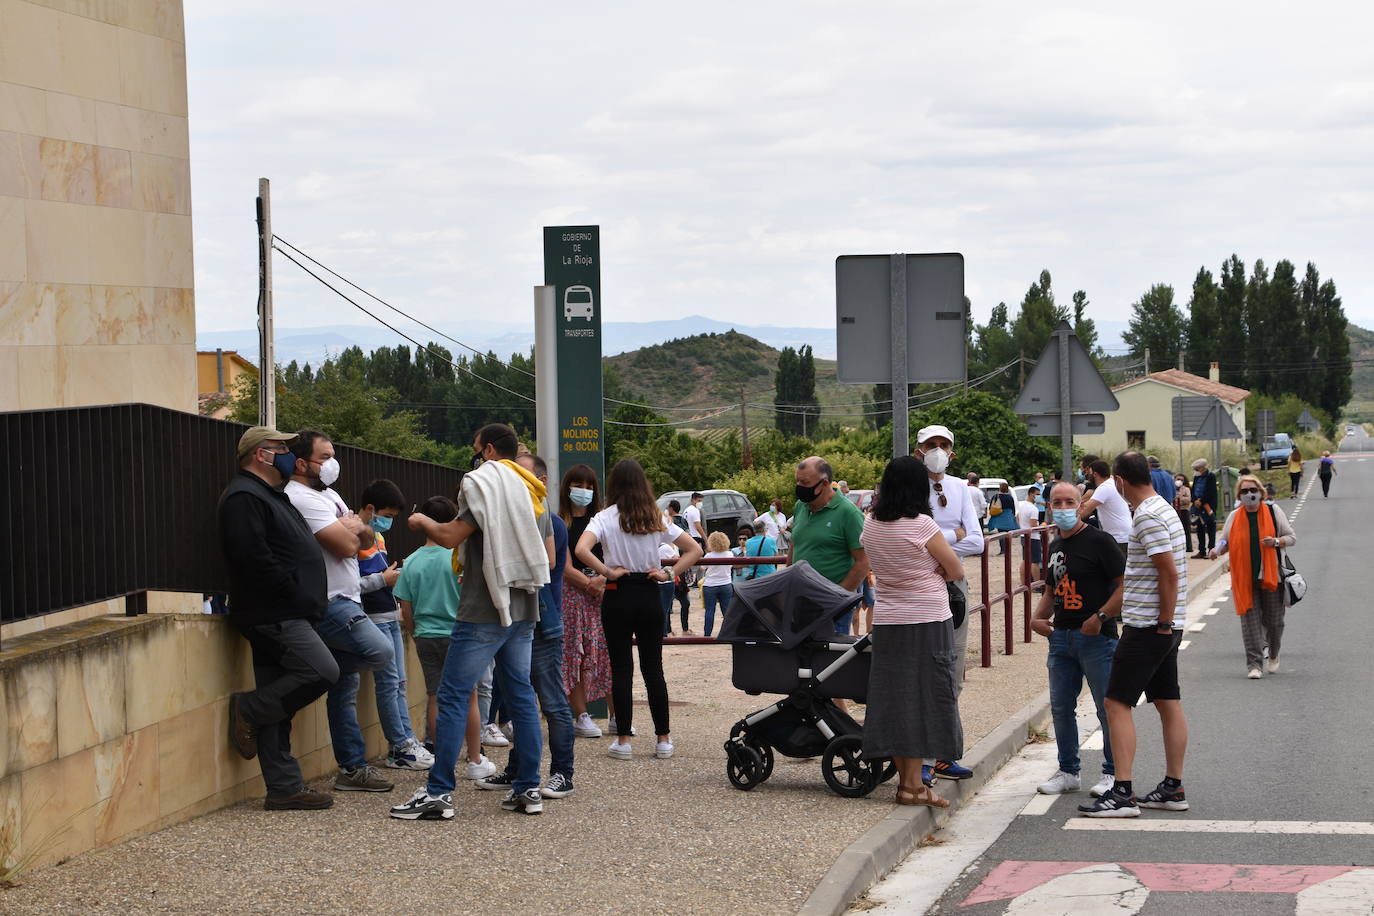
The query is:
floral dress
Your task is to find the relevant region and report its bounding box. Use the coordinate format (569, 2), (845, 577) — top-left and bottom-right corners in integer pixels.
(561, 513), (613, 699)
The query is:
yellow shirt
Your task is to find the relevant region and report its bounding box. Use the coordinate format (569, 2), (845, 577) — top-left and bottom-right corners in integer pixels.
(1288, 456), (1303, 473)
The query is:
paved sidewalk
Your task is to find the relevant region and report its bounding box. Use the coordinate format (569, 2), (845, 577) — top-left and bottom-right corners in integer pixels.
(2, 552), (1221, 914)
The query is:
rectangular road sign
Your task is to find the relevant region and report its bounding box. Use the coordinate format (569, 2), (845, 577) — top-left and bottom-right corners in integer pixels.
(1174, 395), (1242, 441)
(543, 226), (604, 485)
(1256, 408), (1275, 444)
(835, 253), (966, 384)
(1025, 413), (1106, 437)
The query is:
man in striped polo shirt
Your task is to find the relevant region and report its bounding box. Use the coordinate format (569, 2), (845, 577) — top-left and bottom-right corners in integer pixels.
(1079, 452), (1190, 818)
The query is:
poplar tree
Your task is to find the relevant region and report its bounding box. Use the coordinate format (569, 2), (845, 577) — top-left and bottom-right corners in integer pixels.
(1122, 284), (1187, 366)
(1216, 255), (1247, 386)
(1184, 267), (1220, 376)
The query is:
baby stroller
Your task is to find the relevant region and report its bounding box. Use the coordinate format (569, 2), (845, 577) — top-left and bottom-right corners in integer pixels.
(717, 562), (894, 797)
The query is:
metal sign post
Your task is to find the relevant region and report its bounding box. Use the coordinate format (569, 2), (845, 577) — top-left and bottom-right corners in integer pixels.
(1013, 322), (1118, 479)
(533, 285), (560, 485)
(836, 253), (966, 458)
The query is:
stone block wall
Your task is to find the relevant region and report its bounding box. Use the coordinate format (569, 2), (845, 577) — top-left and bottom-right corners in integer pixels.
(0, 613), (425, 875)
(0, 0), (195, 413)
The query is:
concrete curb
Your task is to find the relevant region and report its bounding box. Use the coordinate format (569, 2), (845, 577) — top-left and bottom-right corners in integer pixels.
(798, 688), (1052, 916)
(797, 559), (1232, 916)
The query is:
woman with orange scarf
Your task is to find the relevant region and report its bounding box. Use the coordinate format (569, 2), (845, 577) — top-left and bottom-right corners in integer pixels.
(1209, 474), (1297, 679)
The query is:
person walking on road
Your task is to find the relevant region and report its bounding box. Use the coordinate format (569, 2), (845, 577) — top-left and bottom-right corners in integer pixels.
(859, 456), (966, 809)
(1287, 446), (1304, 498)
(1318, 450), (1336, 497)
(1032, 482), (1126, 800)
(1210, 473), (1296, 679)
(1172, 473), (1194, 555)
(1079, 452), (1190, 818)
(1191, 458), (1218, 559)
(218, 427), (338, 810)
(914, 425), (984, 783)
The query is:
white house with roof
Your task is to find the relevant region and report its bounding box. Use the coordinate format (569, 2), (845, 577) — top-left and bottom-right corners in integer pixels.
(1074, 363), (1250, 459)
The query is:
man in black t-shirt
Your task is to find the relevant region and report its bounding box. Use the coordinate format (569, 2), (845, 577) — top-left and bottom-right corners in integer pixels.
(1031, 482), (1126, 799)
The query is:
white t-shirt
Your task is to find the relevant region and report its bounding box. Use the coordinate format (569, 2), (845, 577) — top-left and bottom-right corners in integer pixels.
(753, 510), (788, 540)
(682, 503), (704, 540)
(1090, 477), (1133, 544)
(966, 486), (988, 520)
(1015, 500), (1039, 530)
(587, 506), (682, 572)
(285, 481), (360, 602)
(701, 550), (734, 586)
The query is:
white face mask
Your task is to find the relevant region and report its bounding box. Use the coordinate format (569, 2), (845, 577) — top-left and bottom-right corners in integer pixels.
(318, 457), (340, 486)
(922, 447), (950, 475)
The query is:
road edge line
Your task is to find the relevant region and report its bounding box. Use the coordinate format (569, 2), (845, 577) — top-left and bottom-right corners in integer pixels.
(797, 688), (1052, 916)
(798, 557), (1234, 916)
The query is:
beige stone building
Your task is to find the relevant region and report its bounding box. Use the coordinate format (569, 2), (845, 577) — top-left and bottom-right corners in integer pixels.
(196, 348), (257, 418)
(0, 0), (194, 413)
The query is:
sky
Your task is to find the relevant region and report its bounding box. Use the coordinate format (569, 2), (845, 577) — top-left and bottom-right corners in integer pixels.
(185, 1), (1374, 351)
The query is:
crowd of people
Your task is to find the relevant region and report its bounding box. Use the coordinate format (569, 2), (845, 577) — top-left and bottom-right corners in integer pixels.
(216, 417), (1311, 820)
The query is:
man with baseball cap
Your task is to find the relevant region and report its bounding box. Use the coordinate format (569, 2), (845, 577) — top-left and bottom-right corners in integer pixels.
(1190, 458), (1218, 559)
(914, 424), (984, 783)
(217, 426), (341, 810)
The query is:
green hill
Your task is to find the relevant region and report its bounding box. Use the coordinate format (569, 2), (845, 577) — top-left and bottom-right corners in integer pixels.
(603, 330), (873, 430)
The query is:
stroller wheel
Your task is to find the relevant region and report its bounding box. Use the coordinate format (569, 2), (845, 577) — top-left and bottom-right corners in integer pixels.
(821, 734), (882, 798)
(726, 744), (766, 791)
(879, 759), (897, 784)
(753, 741), (775, 783)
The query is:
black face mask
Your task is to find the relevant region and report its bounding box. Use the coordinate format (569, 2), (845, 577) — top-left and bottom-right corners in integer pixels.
(795, 482), (821, 504)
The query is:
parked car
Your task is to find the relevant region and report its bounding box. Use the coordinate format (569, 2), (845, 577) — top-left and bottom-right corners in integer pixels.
(657, 489), (757, 541)
(1259, 432), (1295, 469)
(844, 489), (875, 513)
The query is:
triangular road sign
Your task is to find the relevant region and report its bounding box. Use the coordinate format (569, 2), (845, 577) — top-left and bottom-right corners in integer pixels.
(1012, 322), (1119, 414)
(1194, 403), (1243, 440)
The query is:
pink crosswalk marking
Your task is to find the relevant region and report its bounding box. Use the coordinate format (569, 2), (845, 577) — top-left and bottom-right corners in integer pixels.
(962, 861), (1358, 906)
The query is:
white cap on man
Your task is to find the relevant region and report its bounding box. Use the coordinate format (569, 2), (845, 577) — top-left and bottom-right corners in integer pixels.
(916, 424), (955, 447)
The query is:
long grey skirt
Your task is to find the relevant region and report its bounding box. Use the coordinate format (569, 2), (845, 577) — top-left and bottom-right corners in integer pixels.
(862, 619), (964, 761)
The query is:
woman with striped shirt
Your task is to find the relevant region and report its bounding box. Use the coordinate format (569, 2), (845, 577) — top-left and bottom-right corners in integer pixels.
(859, 456), (967, 808)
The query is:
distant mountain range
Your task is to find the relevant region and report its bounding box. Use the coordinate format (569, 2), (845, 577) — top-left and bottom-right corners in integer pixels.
(197, 315), (1130, 367)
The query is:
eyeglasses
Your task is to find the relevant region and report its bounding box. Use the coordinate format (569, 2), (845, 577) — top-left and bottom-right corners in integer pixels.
(257, 444), (289, 455)
(932, 481), (948, 508)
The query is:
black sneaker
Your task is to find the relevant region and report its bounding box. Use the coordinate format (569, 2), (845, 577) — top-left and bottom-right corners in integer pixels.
(1078, 788), (1140, 818)
(264, 789), (333, 810)
(541, 773), (576, 799)
(500, 787), (544, 815)
(1137, 781), (1189, 811)
(388, 788), (454, 820)
(476, 771), (515, 791)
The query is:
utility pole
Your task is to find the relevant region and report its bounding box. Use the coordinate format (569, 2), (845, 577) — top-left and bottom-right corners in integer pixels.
(256, 178), (276, 428)
(740, 385), (752, 469)
(1144, 347), (1151, 376)
(1018, 349), (1025, 389)
(1177, 350), (1184, 371)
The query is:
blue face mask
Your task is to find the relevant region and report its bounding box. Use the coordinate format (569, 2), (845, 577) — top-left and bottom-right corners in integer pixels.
(271, 450), (298, 481)
(369, 514), (393, 534)
(1052, 509), (1079, 532)
(569, 486), (594, 507)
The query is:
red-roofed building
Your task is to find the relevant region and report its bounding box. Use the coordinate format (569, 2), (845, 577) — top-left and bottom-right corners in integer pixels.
(1074, 362), (1250, 458)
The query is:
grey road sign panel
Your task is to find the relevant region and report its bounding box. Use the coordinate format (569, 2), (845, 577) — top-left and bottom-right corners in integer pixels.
(1195, 403), (1244, 440)
(1025, 413), (1106, 437)
(1011, 323), (1119, 414)
(1172, 396), (1215, 441)
(1297, 409), (1320, 432)
(835, 253), (966, 384)
(1256, 408), (1275, 443)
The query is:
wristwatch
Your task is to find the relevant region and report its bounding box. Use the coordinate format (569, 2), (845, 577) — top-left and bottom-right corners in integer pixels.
(1095, 611), (1110, 624)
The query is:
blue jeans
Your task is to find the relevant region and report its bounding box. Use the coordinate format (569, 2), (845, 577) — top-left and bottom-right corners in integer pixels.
(428, 619), (541, 796)
(1047, 627), (1117, 776)
(659, 582), (675, 635)
(702, 584), (733, 637)
(501, 636), (575, 779)
(372, 620), (416, 749)
(317, 597), (394, 770)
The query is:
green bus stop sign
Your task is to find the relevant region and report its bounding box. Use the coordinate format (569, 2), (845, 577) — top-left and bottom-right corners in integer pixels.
(543, 226), (604, 486)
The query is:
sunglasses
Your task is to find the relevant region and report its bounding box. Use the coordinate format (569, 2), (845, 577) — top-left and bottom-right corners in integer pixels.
(932, 481), (948, 508)
(1238, 488), (1261, 495)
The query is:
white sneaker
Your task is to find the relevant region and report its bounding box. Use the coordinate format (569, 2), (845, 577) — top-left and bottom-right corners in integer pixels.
(607, 717), (636, 737)
(1247, 668), (1263, 679)
(573, 712), (602, 738)
(655, 740), (674, 759)
(465, 754), (497, 780)
(607, 741), (632, 760)
(480, 723), (510, 747)
(1267, 656), (1280, 673)
(386, 738), (434, 770)
(1037, 771), (1081, 794)
(1090, 774), (1116, 798)
(499, 722), (514, 743)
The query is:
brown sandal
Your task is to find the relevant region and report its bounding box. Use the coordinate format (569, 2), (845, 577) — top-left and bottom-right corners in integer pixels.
(896, 785), (951, 808)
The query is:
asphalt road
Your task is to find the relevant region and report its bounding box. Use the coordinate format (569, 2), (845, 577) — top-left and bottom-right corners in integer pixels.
(909, 436), (1374, 914)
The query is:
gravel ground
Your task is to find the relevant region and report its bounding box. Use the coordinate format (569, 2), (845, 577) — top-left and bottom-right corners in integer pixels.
(1, 558), (1063, 916)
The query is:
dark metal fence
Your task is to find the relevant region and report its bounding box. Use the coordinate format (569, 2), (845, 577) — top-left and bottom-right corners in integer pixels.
(0, 404), (463, 633)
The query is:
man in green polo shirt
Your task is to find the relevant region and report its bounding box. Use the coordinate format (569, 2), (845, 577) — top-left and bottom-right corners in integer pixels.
(790, 456), (869, 635)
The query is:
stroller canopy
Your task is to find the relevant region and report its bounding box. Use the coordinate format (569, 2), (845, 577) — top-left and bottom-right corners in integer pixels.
(717, 561), (862, 650)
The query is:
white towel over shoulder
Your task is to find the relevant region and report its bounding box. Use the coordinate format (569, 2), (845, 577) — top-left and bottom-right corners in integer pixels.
(457, 461), (550, 626)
